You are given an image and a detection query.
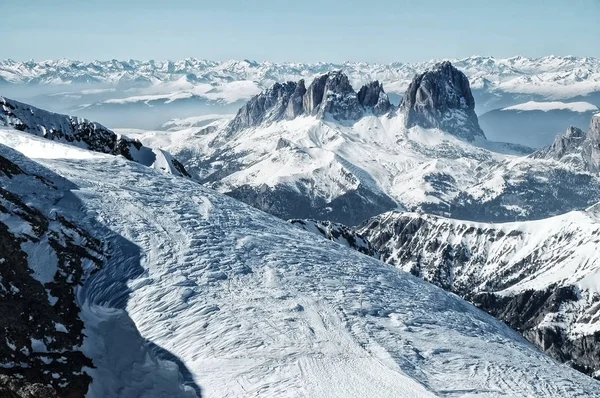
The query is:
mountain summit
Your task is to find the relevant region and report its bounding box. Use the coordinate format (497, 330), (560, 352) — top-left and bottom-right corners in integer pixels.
(226, 71), (392, 134)
(535, 114), (600, 173)
(400, 61), (485, 141)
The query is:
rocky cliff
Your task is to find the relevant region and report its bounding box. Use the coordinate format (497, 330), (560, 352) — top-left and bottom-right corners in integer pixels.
(400, 61), (485, 141)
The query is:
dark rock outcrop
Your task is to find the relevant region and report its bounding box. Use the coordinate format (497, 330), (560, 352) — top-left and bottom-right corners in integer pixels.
(227, 81), (299, 132)
(227, 71), (395, 133)
(534, 115), (600, 173)
(0, 96), (190, 177)
(284, 79), (307, 119)
(400, 61), (485, 141)
(0, 151), (104, 397)
(289, 219), (378, 256)
(309, 71), (364, 121)
(357, 81), (393, 116)
(583, 115), (600, 173)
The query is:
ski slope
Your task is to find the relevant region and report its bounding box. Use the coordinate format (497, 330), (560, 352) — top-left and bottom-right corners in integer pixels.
(1, 128), (599, 397)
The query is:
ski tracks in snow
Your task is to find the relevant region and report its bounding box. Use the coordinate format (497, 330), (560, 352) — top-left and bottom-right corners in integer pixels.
(29, 153), (600, 398)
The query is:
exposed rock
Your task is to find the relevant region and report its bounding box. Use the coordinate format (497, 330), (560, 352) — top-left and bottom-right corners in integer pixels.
(533, 126), (588, 169)
(400, 61), (485, 141)
(312, 71), (364, 121)
(227, 71), (394, 133)
(0, 152), (104, 397)
(302, 74), (329, 115)
(284, 79), (306, 119)
(357, 80), (392, 116)
(354, 210), (600, 378)
(289, 219), (378, 257)
(227, 81), (299, 132)
(0, 96), (190, 177)
(534, 115), (600, 173)
(584, 115), (600, 173)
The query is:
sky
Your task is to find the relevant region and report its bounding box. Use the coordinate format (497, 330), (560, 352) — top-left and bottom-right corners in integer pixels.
(3, 0), (600, 63)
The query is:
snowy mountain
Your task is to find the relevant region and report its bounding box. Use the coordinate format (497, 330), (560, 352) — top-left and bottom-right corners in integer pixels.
(3, 55), (600, 129)
(132, 63), (600, 225)
(0, 96), (190, 177)
(534, 114), (600, 173)
(480, 101), (599, 147)
(1, 126), (599, 396)
(353, 206), (600, 378)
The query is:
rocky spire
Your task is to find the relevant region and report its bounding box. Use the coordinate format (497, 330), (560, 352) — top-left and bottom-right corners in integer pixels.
(227, 81), (299, 132)
(284, 79), (306, 119)
(226, 71), (396, 133)
(357, 81), (393, 116)
(583, 115), (600, 172)
(304, 71), (364, 121)
(399, 61), (485, 141)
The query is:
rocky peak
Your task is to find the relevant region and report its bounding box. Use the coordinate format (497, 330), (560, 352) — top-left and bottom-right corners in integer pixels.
(311, 71), (364, 121)
(534, 126), (587, 162)
(227, 81), (299, 132)
(400, 61), (485, 141)
(583, 114), (600, 172)
(534, 116), (600, 173)
(284, 79), (306, 119)
(357, 80), (393, 116)
(226, 71), (397, 133)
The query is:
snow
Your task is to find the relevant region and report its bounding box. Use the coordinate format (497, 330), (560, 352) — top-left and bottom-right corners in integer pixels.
(502, 101), (599, 113)
(21, 238), (59, 285)
(3, 56), (600, 101)
(141, 111), (519, 214)
(1, 128), (598, 397)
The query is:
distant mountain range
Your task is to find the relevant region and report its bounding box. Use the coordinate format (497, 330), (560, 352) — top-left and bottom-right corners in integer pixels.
(2, 56), (600, 133)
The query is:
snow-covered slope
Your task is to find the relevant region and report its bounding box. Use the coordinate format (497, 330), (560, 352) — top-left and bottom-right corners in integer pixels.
(134, 67), (600, 226)
(0, 141), (195, 397)
(1, 127), (599, 397)
(480, 101), (599, 147)
(0, 96), (190, 177)
(356, 208), (600, 377)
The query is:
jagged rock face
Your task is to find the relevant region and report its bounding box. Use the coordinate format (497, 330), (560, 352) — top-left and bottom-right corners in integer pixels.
(227, 71), (394, 133)
(227, 81), (299, 132)
(310, 71), (364, 121)
(289, 219), (378, 257)
(285, 79), (306, 119)
(1, 96), (121, 155)
(534, 116), (600, 173)
(584, 115), (600, 173)
(0, 96), (190, 177)
(400, 61), (485, 141)
(302, 74), (328, 116)
(533, 126), (588, 169)
(354, 210), (600, 378)
(0, 152), (104, 397)
(357, 81), (392, 116)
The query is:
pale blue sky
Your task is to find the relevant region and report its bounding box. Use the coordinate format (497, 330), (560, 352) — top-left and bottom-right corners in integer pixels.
(3, 0), (599, 63)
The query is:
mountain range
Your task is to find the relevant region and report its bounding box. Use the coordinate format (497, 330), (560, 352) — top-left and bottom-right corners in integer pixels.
(2, 58), (600, 397)
(3, 56), (600, 140)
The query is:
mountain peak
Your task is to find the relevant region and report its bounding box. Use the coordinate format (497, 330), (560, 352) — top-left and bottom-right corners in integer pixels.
(226, 71), (395, 134)
(399, 61), (485, 141)
(357, 80), (392, 116)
